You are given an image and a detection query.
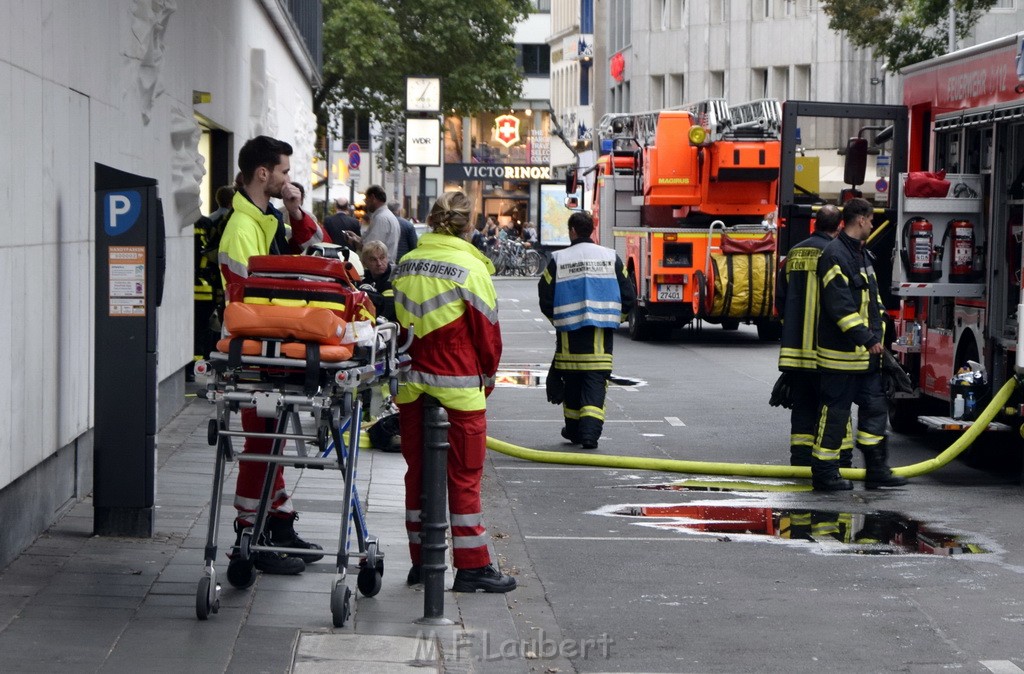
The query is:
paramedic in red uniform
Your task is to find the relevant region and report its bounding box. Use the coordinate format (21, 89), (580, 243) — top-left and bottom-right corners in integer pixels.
(218, 135), (330, 574)
(393, 190), (516, 593)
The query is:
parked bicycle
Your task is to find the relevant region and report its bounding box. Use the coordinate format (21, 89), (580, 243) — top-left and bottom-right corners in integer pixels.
(484, 238), (545, 277)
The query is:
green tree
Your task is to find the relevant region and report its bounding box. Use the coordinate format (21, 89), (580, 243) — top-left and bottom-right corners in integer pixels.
(820, 0), (997, 72)
(315, 0), (532, 139)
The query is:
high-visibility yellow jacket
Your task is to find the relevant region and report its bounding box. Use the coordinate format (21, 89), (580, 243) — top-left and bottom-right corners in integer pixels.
(393, 233), (501, 412)
(218, 191), (280, 288)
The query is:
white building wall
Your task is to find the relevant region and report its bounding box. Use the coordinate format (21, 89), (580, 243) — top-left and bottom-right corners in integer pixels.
(0, 0), (316, 519)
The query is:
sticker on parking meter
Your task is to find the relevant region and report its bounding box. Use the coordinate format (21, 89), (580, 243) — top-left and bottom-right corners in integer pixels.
(109, 246), (146, 316)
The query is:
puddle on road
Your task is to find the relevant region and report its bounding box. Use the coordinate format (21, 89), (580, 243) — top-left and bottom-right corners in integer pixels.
(611, 504), (988, 556)
(638, 479), (813, 493)
(494, 366), (647, 388)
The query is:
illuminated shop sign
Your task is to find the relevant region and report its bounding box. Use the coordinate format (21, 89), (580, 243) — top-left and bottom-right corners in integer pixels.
(444, 164), (553, 181)
(494, 114), (521, 148)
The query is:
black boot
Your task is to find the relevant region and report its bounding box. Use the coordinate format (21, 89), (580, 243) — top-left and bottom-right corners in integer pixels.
(232, 520), (305, 575)
(863, 442), (909, 490)
(266, 514), (325, 563)
(452, 564), (517, 593)
(811, 459), (852, 492)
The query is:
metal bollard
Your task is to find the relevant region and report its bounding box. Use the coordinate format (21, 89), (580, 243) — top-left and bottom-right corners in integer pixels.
(416, 395), (454, 625)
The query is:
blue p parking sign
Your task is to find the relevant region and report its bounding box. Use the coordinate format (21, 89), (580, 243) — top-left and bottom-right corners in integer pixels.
(104, 190), (141, 236)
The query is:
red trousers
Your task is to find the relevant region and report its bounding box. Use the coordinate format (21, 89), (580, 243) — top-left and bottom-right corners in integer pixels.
(234, 408), (294, 525)
(399, 397), (490, 569)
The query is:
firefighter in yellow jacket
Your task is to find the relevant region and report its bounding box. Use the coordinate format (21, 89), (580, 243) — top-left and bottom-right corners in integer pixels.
(393, 190), (516, 593)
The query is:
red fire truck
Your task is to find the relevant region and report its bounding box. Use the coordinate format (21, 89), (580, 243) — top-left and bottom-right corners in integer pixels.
(887, 31), (1024, 436)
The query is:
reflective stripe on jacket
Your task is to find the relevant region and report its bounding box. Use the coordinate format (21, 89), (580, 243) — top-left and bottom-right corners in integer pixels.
(393, 232), (501, 411)
(777, 231), (832, 372)
(816, 231), (885, 373)
(547, 243), (622, 330)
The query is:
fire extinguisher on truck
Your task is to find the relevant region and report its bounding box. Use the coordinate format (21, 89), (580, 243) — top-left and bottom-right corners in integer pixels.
(944, 219), (975, 283)
(903, 217), (935, 281)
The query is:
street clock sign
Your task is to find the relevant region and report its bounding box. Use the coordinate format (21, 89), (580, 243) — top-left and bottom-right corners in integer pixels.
(406, 76), (441, 113)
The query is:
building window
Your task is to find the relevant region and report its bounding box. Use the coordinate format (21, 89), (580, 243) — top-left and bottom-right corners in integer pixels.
(610, 0), (632, 51)
(653, 0), (668, 30)
(772, 66), (789, 99)
(670, 73), (685, 106)
(710, 71), (725, 98)
(752, 68), (768, 99)
(711, 0), (726, 23)
(517, 44), (551, 76)
(794, 64), (811, 99)
(581, 61), (592, 106)
(755, 0), (770, 19)
(531, 0), (551, 11)
(994, 0), (1015, 8)
(651, 75), (666, 109)
(670, 0), (686, 29)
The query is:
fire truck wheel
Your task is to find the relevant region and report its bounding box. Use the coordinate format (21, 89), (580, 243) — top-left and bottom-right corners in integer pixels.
(627, 305), (656, 341)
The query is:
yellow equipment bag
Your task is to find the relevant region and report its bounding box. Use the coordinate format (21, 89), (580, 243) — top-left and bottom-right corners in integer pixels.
(709, 233), (775, 320)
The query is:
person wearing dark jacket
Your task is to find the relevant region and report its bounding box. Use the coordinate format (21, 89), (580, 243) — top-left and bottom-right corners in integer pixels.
(389, 201), (419, 261)
(358, 240), (396, 321)
(538, 211), (636, 449)
(775, 205), (848, 467)
(812, 198), (908, 491)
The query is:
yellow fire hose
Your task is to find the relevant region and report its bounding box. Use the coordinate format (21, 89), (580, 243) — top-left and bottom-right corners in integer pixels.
(485, 377), (1020, 481)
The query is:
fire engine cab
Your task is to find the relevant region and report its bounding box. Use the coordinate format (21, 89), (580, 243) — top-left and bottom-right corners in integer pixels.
(585, 98), (783, 341)
(888, 31), (1024, 437)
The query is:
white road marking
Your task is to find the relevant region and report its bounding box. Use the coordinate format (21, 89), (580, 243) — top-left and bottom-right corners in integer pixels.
(665, 416), (686, 426)
(980, 662), (1024, 674)
(534, 317), (544, 322)
(642, 433), (665, 437)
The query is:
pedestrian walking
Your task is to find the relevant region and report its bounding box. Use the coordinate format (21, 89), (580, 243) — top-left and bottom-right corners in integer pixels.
(537, 211), (636, 449)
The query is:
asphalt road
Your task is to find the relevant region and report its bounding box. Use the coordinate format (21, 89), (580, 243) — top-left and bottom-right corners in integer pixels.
(480, 276), (1024, 674)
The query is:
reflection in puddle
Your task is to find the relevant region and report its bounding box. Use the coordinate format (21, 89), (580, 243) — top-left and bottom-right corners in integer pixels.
(638, 480), (812, 493)
(494, 367), (647, 388)
(613, 504), (987, 555)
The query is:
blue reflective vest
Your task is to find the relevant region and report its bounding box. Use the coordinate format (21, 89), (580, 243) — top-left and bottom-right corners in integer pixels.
(550, 243), (622, 330)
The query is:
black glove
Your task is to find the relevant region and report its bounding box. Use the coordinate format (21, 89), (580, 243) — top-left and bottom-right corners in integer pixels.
(881, 350), (914, 394)
(545, 364), (565, 405)
(769, 372), (795, 409)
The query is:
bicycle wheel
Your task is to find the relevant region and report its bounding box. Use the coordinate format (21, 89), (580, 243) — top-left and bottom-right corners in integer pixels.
(523, 250), (544, 276)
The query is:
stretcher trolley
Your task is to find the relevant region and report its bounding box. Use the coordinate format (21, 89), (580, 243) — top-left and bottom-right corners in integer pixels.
(192, 255), (410, 627)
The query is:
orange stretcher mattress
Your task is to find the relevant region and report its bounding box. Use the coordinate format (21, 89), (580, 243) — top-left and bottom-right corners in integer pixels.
(216, 337), (355, 363)
(223, 303), (346, 345)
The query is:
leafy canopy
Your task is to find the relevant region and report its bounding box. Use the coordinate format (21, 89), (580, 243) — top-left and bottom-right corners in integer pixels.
(316, 0), (532, 135)
(820, 0), (997, 72)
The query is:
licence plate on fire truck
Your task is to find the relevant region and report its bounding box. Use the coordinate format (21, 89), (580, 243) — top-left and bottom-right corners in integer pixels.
(656, 284), (683, 301)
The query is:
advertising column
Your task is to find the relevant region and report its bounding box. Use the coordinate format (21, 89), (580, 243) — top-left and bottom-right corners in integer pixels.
(93, 164), (166, 537)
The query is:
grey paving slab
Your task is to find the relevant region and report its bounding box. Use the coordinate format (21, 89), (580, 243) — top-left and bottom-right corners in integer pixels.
(225, 624), (301, 674)
(0, 392), (528, 673)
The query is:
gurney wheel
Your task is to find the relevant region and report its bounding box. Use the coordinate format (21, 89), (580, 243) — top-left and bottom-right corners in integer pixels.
(207, 420), (220, 446)
(357, 565), (382, 598)
(331, 584), (352, 628)
(227, 559), (256, 589)
(195, 576), (220, 620)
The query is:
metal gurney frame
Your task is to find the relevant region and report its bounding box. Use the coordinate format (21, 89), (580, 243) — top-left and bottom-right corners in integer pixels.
(192, 321), (410, 627)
